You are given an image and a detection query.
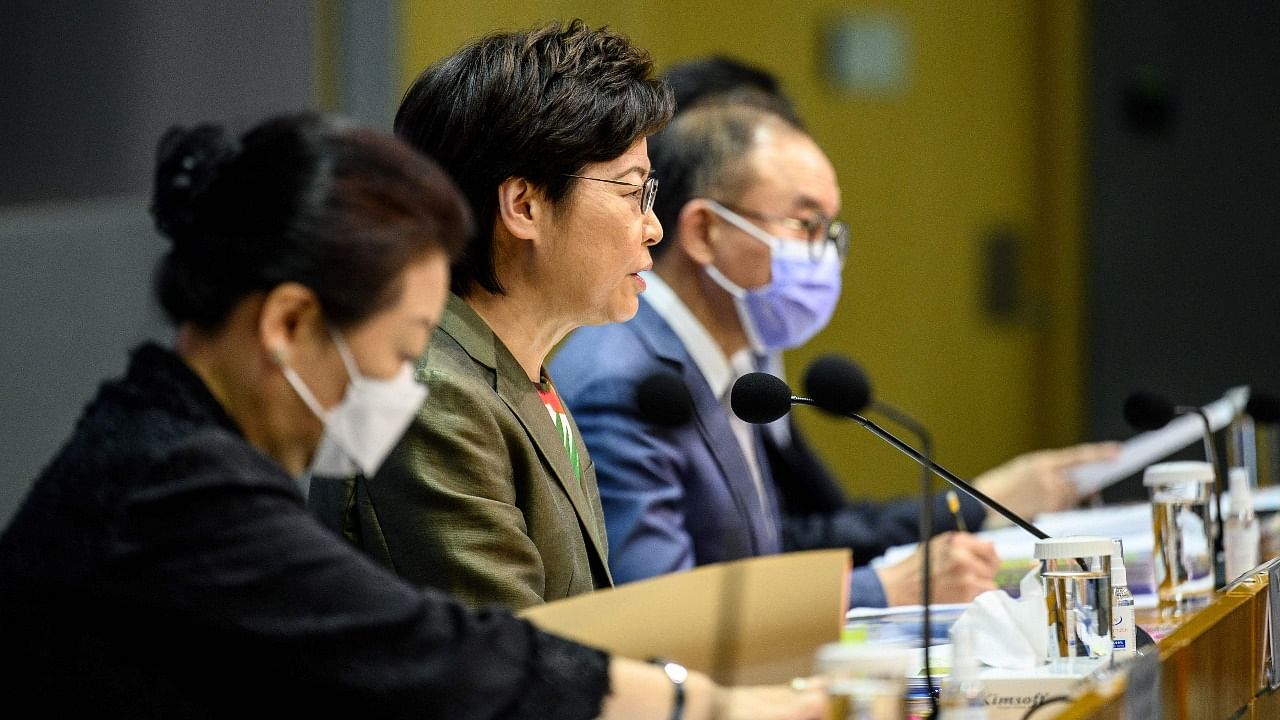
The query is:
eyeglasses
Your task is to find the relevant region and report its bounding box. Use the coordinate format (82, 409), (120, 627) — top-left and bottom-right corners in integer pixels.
(712, 201), (850, 263)
(564, 174), (659, 215)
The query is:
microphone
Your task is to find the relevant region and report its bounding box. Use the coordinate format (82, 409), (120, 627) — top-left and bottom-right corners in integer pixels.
(803, 355), (935, 463)
(802, 355), (871, 417)
(1123, 390), (1227, 588)
(731, 372), (1051, 539)
(636, 371), (695, 427)
(729, 372), (791, 424)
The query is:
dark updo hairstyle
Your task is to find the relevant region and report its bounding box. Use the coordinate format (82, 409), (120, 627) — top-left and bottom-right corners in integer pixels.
(150, 112), (472, 330)
(394, 19), (673, 297)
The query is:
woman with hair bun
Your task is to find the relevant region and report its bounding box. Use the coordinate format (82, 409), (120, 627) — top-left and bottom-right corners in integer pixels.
(0, 112), (825, 720)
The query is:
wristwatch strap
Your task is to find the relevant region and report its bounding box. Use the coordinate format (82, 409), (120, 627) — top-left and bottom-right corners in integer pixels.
(648, 657), (688, 720)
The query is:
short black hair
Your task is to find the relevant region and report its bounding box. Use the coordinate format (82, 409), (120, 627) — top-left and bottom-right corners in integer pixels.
(649, 103), (799, 260)
(395, 19), (674, 297)
(662, 55), (802, 127)
(150, 113), (471, 330)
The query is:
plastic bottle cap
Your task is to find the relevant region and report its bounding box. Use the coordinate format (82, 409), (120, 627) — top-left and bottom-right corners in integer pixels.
(1033, 535), (1118, 560)
(1112, 564), (1127, 586)
(1229, 467), (1254, 514)
(1110, 539), (1128, 585)
(1142, 460), (1213, 486)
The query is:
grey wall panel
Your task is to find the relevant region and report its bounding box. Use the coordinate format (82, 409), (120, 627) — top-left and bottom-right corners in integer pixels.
(1086, 2), (1280, 499)
(0, 1), (313, 204)
(0, 197), (169, 524)
(0, 2), (312, 524)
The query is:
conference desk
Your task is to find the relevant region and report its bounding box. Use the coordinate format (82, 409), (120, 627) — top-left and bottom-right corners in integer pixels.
(1057, 568), (1278, 720)
(524, 547), (1280, 717)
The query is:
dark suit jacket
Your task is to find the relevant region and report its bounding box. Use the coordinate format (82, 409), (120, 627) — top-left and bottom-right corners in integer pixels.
(0, 344), (609, 719)
(311, 295), (612, 610)
(552, 298), (784, 583)
(551, 298), (987, 607)
(766, 420), (987, 566)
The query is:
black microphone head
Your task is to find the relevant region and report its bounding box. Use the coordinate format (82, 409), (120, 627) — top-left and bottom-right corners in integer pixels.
(730, 372), (793, 424)
(803, 354), (873, 416)
(1123, 391), (1177, 431)
(1246, 392), (1280, 424)
(636, 371), (694, 427)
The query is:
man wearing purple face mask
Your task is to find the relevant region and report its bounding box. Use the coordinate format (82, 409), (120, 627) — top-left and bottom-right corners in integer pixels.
(551, 102), (997, 607)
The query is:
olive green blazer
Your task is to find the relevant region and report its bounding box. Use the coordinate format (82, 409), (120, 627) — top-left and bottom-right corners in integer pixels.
(310, 295), (612, 610)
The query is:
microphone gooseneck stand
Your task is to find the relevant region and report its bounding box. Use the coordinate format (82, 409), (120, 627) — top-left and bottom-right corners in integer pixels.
(1124, 391), (1230, 590)
(1176, 405), (1228, 589)
(869, 401), (938, 716)
(791, 396), (1052, 539)
(813, 394), (1149, 647)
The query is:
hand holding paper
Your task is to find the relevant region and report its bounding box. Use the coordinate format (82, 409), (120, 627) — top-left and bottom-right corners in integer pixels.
(973, 442), (1122, 525)
(1068, 386), (1249, 496)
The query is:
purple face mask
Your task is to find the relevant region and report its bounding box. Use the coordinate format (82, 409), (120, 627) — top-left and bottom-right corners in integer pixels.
(704, 201), (844, 353)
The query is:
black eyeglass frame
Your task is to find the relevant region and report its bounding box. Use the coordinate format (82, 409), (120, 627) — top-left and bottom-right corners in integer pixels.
(712, 200), (850, 263)
(564, 174), (659, 215)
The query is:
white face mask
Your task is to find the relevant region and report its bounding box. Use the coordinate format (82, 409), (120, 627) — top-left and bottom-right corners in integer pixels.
(279, 329), (426, 491)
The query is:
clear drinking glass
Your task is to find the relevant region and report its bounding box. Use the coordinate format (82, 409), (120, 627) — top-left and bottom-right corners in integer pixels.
(814, 642), (911, 720)
(1143, 461), (1215, 614)
(1033, 536), (1115, 668)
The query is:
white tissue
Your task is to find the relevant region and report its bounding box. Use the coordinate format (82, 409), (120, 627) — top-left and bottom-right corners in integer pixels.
(948, 568), (1047, 670)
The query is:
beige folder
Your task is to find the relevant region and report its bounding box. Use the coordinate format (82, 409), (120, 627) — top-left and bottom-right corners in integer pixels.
(520, 549), (851, 685)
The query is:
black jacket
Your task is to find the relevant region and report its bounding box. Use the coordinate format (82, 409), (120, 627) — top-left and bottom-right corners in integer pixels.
(0, 344), (607, 719)
(766, 417), (988, 565)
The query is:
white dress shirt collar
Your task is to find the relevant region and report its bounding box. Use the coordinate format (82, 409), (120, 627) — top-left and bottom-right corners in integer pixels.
(640, 271), (753, 400)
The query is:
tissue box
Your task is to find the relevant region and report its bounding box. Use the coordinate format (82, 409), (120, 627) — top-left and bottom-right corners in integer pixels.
(977, 659), (1105, 719)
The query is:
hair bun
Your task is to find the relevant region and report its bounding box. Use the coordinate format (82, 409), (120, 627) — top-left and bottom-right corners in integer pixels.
(150, 124), (238, 243)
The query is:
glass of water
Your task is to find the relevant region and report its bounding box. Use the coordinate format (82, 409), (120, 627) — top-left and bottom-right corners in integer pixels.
(1143, 461), (1215, 615)
(1034, 536), (1115, 668)
(814, 642), (911, 720)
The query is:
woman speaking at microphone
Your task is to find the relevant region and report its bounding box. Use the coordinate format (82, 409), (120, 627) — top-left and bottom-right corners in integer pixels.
(0, 113), (823, 720)
(312, 20), (670, 611)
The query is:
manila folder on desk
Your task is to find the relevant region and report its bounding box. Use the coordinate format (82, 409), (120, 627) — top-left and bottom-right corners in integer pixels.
(519, 549), (850, 685)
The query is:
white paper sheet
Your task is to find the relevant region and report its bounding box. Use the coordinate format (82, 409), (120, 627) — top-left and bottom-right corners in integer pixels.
(1067, 386), (1250, 495)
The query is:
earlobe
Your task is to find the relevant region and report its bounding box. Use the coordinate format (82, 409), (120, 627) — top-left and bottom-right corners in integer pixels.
(496, 176), (541, 241)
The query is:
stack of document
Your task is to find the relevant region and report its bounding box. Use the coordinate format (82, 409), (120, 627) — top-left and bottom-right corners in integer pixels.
(845, 602), (969, 644)
(866, 386), (1265, 609)
(873, 503), (1160, 606)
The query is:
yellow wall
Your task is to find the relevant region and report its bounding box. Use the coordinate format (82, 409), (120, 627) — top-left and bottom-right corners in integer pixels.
(398, 1), (1086, 500)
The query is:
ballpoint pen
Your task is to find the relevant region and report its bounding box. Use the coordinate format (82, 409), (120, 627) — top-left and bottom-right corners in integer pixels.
(947, 489), (968, 532)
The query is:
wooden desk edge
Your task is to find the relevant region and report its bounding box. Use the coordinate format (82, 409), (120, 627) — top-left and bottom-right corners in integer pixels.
(1055, 571), (1270, 720)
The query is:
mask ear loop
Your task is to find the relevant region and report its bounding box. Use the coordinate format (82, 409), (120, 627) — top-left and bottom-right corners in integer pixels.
(701, 200), (774, 300)
(703, 199), (781, 252)
(273, 344), (334, 422)
(329, 327), (361, 385)
(706, 199), (823, 265)
(702, 262), (771, 356)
